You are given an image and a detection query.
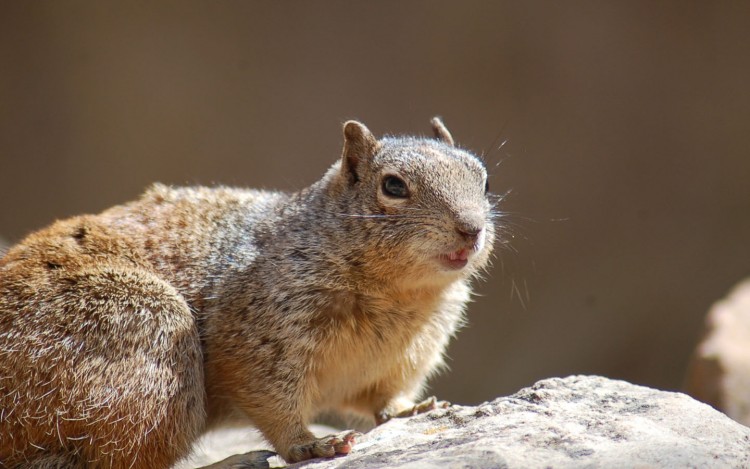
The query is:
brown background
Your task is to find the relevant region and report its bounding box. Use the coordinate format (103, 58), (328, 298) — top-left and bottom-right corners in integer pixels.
(1, 1), (749, 405)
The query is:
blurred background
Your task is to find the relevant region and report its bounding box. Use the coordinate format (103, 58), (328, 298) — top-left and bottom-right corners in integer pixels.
(1, 1), (749, 405)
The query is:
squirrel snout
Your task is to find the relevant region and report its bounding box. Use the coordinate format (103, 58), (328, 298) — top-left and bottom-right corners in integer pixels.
(455, 221), (484, 245)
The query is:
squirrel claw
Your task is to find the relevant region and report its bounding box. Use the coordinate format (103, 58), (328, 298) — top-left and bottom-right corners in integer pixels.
(287, 430), (361, 462)
(398, 396), (451, 418)
(329, 429), (362, 454)
(376, 396), (452, 424)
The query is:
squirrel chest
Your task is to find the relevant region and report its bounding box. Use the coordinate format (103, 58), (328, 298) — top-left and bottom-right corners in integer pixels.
(309, 288), (458, 406)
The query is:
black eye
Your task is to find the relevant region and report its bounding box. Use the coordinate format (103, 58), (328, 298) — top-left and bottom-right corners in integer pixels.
(382, 175), (409, 198)
(484, 179), (490, 194)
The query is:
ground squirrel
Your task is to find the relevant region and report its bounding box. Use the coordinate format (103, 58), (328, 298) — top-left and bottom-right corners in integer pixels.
(0, 118), (496, 468)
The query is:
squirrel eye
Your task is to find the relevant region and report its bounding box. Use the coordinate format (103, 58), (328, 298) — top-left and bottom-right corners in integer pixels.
(484, 179), (490, 194)
(382, 175), (409, 198)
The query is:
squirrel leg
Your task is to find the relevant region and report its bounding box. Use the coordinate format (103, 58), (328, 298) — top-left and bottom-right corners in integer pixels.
(0, 262), (205, 469)
(247, 410), (361, 463)
(208, 343), (362, 463)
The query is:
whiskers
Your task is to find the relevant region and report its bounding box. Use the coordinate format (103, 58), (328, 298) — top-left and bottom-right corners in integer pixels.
(483, 206), (535, 309)
(478, 118), (513, 175)
(329, 206), (444, 223)
(333, 213), (413, 220)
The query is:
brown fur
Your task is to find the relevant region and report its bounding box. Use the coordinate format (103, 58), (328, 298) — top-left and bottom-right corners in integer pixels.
(0, 118), (496, 467)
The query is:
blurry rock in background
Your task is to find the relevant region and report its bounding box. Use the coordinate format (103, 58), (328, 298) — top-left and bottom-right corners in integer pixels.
(686, 279), (750, 426)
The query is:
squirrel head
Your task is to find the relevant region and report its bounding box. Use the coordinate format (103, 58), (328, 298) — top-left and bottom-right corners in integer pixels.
(323, 117), (495, 290)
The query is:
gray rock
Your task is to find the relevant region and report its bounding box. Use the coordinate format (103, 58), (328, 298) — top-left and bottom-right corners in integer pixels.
(285, 375), (750, 469)
(183, 376), (750, 468)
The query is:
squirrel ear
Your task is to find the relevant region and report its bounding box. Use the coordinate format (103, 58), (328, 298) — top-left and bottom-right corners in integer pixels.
(342, 120), (379, 183)
(430, 116), (455, 147)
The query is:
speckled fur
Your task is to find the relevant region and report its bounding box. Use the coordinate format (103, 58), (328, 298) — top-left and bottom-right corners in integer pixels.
(0, 118), (496, 467)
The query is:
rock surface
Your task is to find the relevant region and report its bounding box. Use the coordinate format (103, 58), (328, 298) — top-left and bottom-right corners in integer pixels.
(686, 278), (750, 426)
(183, 375), (750, 468)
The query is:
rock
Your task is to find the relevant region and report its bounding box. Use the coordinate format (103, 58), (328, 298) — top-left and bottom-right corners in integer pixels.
(185, 376), (750, 468)
(686, 278), (750, 426)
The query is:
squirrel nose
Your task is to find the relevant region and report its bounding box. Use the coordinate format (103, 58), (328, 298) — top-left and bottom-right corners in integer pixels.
(456, 224), (483, 243)
(455, 211), (485, 244)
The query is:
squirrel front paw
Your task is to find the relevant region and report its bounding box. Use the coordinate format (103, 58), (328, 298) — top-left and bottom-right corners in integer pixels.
(286, 430), (361, 463)
(376, 396), (451, 425)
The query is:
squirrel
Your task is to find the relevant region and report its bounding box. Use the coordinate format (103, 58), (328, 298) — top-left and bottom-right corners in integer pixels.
(0, 117), (496, 468)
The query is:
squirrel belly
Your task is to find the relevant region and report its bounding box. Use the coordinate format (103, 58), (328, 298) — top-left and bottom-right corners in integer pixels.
(0, 117), (496, 467)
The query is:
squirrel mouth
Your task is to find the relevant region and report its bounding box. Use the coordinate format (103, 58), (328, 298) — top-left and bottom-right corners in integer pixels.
(438, 248), (471, 270)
